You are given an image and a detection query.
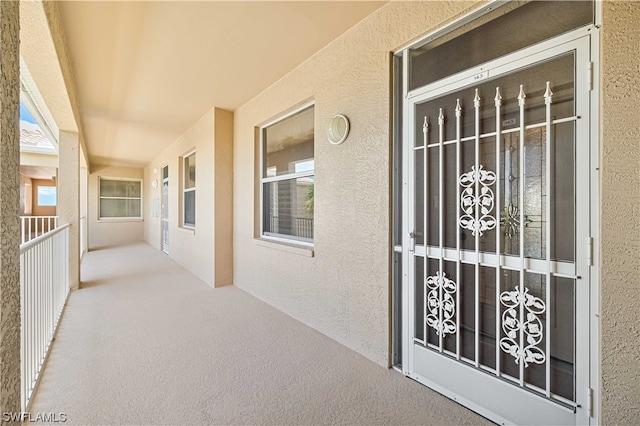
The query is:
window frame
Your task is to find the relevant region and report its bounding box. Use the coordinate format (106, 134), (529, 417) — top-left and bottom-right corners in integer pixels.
(182, 150), (196, 229)
(98, 176), (143, 221)
(36, 185), (57, 207)
(259, 102), (315, 246)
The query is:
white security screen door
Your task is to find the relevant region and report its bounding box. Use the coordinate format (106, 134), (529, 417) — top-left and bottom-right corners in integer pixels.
(402, 33), (593, 425)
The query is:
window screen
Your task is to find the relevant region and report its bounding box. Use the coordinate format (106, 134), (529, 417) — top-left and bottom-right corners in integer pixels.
(409, 1), (594, 90)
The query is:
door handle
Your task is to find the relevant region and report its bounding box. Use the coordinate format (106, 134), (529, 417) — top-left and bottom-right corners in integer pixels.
(408, 231), (416, 252)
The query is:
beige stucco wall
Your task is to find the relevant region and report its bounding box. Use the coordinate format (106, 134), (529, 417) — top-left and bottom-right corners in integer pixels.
(0, 0), (22, 414)
(80, 166), (88, 258)
(88, 166), (144, 250)
(30, 178), (56, 216)
(19, 174), (32, 215)
(58, 131), (80, 289)
(144, 109), (216, 286)
(233, 2), (639, 422)
(233, 1), (477, 367)
(600, 2), (640, 423)
(213, 108), (234, 287)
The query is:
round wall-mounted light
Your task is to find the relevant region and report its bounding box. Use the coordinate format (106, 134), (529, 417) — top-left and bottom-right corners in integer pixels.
(327, 114), (350, 145)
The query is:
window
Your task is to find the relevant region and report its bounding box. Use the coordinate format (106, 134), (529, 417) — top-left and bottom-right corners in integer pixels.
(37, 186), (56, 206)
(182, 151), (196, 228)
(260, 104), (314, 244)
(99, 177), (142, 219)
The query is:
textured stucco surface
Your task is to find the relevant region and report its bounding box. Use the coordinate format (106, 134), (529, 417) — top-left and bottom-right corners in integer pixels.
(213, 108), (234, 287)
(21, 1), (90, 171)
(233, 1), (477, 367)
(143, 107), (234, 288)
(88, 166), (144, 251)
(80, 167), (88, 258)
(0, 0), (21, 416)
(20, 1), (76, 133)
(600, 2), (640, 424)
(39, 1), (89, 166)
(59, 131), (80, 290)
(143, 109), (216, 287)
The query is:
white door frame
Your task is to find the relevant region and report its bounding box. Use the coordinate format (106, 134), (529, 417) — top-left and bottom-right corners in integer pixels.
(161, 164), (169, 254)
(399, 24), (600, 425)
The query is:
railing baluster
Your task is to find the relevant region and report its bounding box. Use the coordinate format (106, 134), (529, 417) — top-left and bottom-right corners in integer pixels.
(20, 224), (71, 412)
(20, 216), (59, 243)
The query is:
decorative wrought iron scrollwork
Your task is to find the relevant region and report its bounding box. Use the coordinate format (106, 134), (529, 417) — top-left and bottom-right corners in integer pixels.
(459, 165), (497, 236)
(499, 286), (546, 367)
(425, 271), (457, 337)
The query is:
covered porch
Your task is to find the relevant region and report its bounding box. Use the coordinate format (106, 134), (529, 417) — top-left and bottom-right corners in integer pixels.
(30, 242), (486, 425)
(0, 1), (637, 424)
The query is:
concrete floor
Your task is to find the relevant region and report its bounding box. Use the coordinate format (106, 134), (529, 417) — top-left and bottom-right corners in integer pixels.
(29, 242), (490, 425)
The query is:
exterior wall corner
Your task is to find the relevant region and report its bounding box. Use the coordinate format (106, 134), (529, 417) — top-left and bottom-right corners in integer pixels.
(0, 0), (23, 415)
(599, 2), (640, 424)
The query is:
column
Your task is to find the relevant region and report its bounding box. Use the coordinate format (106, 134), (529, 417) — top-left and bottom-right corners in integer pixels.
(0, 0), (21, 418)
(58, 131), (80, 290)
(213, 108), (233, 287)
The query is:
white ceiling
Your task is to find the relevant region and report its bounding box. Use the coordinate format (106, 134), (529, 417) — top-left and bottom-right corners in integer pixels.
(57, 1), (387, 169)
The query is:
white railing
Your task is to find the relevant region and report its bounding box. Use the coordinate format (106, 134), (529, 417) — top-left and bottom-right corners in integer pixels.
(20, 223), (70, 412)
(20, 216), (58, 244)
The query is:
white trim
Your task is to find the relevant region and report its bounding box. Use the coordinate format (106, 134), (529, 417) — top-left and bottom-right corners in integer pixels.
(99, 176), (143, 183)
(259, 103), (315, 246)
(20, 57), (60, 148)
(255, 237), (314, 257)
(407, 25), (595, 102)
(400, 25), (598, 426)
(19, 145), (57, 155)
(401, 47), (412, 375)
(262, 233), (313, 246)
(588, 17), (601, 424)
(178, 226), (195, 235)
(412, 346), (576, 425)
(261, 170), (314, 184)
(393, 0), (505, 54)
(97, 218), (143, 223)
(182, 148), (196, 158)
(259, 100), (315, 129)
(182, 151), (196, 228)
(161, 164), (170, 254)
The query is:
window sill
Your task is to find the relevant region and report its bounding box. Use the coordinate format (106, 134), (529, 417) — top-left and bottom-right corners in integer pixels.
(97, 218), (143, 223)
(254, 238), (314, 257)
(178, 227), (195, 235)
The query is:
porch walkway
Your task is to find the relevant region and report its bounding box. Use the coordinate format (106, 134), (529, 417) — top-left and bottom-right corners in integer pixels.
(30, 242), (489, 425)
